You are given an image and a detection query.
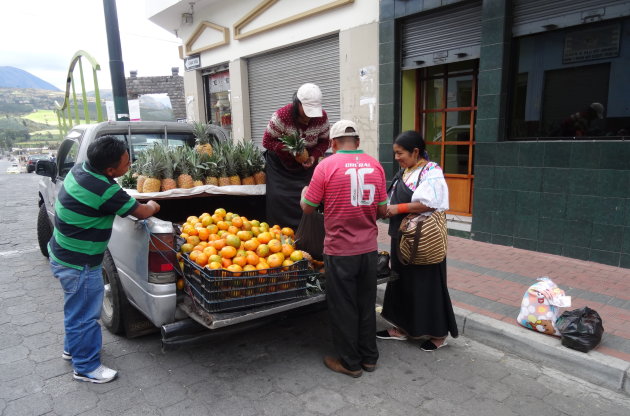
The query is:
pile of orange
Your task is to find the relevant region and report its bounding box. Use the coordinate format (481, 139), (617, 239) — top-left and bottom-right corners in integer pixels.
(178, 208), (303, 276)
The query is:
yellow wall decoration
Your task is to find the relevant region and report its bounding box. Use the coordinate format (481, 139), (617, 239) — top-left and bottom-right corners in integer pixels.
(185, 21), (230, 56)
(233, 0), (354, 40)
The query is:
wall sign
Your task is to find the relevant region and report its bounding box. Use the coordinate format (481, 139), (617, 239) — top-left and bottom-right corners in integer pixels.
(184, 54), (201, 71)
(563, 24), (620, 64)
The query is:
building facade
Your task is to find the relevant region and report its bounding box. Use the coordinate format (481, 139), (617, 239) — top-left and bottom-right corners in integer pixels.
(149, 0), (380, 156)
(125, 67), (186, 120)
(149, 0), (630, 268)
(380, 0), (630, 268)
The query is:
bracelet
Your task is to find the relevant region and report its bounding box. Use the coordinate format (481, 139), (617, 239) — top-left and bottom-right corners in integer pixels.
(397, 203), (410, 214)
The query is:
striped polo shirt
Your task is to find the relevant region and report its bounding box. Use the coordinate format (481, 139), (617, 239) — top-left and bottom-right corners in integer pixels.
(303, 150), (387, 256)
(48, 162), (138, 270)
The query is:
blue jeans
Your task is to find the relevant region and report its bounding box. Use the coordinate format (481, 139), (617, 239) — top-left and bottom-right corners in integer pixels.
(50, 259), (104, 374)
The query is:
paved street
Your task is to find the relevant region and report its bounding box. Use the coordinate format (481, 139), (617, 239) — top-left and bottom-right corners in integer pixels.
(1, 161), (629, 416)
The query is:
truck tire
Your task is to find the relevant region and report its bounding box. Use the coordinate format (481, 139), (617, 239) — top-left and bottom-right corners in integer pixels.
(37, 204), (53, 258)
(101, 250), (127, 335)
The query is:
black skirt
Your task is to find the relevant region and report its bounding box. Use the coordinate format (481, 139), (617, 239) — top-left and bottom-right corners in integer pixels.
(381, 239), (459, 339)
(265, 151), (315, 231)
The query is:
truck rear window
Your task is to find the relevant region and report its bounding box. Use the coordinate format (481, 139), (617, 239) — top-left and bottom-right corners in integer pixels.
(106, 133), (196, 160)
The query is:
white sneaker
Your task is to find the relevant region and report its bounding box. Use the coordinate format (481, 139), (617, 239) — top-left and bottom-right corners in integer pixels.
(61, 351), (72, 361)
(73, 364), (118, 384)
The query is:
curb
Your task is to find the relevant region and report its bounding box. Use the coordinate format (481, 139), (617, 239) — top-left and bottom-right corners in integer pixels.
(376, 284), (630, 395)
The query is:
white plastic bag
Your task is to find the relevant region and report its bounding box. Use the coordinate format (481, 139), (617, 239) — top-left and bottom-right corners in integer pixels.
(517, 277), (571, 335)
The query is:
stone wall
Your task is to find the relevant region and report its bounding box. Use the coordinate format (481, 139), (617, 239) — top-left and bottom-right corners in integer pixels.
(125, 68), (186, 120)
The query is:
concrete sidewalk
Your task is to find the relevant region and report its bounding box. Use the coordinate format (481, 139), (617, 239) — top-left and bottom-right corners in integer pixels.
(376, 221), (630, 395)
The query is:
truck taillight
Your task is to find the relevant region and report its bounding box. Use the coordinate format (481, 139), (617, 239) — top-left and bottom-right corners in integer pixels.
(148, 233), (177, 283)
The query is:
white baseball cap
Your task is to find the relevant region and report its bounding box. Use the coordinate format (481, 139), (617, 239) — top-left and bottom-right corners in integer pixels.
(297, 83), (323, 118)
(330, 120), (359, 139)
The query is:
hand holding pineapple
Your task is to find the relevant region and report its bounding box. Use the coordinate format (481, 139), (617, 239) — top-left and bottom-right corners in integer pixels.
(279, 134), (311, 166)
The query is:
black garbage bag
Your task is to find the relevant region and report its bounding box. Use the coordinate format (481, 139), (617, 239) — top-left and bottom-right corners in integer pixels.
(555, 306), (604, 353)
(377, 251), (390, 278)
(295, 210), (325, 260)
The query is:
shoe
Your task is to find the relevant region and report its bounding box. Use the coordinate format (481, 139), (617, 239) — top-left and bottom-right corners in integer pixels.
(73, 364), (118, 384)
(361, 363), (376, 372)
(62, 351), (72, 361)
(323, 356), (362, 378)
(376, 329), (407, 341)
(420, 340), (448, 351)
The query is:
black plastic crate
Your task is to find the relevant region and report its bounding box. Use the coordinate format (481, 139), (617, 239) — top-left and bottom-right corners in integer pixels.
(182, 256), (312, 313)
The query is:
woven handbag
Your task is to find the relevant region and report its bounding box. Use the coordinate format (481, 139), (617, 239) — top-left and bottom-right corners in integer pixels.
(397, 210), (447, 265)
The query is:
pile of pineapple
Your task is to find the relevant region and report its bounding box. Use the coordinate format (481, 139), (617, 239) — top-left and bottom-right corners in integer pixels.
(133, 139), (266, 193)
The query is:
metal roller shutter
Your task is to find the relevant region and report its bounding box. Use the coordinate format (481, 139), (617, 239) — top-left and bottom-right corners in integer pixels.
(513, 0), (630, 36)
(248, 34), (340, 146)
(401, 0), (482, 70)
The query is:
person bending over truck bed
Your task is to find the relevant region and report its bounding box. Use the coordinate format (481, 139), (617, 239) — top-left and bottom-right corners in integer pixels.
(48, 135), (160, 384)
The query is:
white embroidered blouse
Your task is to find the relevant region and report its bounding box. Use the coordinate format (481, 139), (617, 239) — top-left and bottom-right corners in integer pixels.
(402, 161), (449, 216)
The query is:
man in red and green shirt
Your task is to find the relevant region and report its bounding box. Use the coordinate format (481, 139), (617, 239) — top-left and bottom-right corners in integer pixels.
(301, 120), (388, 378)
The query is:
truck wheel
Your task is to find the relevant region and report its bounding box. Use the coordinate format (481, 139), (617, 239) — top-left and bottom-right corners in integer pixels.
(101, 250), (127, 335)
(37, 204), (53, 258)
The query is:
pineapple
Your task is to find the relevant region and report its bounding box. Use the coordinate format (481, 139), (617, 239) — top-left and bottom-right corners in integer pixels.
(142, 145), (163, 193)
(119, 169), (136, 189)
(252, 144), (266, 185)
(173, 146), (194, 189)
(160, 146), (177, 192)
(215, 142), (231, 187)
(279, 134), (309, 164)
(192, 121), (213, 156)
(239, 141), (256, 185)
(204, 155), (220, 186)
(217, 157), (230, 187)
(228, 146), (242, 186)
(134, 150), (148, 192)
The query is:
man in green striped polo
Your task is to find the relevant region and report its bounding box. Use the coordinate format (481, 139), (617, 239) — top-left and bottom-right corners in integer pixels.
(49, 135), (160, 383)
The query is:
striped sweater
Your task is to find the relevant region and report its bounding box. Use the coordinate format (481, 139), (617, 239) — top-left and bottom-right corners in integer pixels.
(262, 103), (330, 169)
(48, 162), (138, 269)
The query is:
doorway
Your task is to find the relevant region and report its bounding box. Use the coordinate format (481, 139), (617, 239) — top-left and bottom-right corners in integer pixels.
(416, 60), (478, 216)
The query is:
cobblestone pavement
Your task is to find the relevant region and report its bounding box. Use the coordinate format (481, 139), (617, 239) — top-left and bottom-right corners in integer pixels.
(1, 164), (629, 416)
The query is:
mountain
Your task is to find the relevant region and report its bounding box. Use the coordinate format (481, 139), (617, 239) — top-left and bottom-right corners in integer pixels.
(0, 67), (60, 91)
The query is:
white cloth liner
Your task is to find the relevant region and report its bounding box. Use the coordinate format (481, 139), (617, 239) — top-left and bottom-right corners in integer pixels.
(123, 184), (266, 200)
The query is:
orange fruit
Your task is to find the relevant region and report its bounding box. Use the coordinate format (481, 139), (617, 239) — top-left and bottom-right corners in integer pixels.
(187, 227), (199, 236)
(281, 244), (294, 257)
(290, 250), (304, 262)
(180, 243), (194, 253)
(268, 239), (282, 253)
(226, 264), (242, 276)
(225, 212), (234, 221)
(189, 250), (202, 262)
(203, 246), (217, 257)
(256, 262), (269, 274)
(213, 239), (226, 250)
(272, 224), (281, 231)
(208, 261), (222, 270)
(237, 230), (253, 241)
(201, 216), (213, 227)
(267, 253), (283, 268)
(231, 216), (243, 228)
(225, 225), (237, 235)
(176, 279), (185, 290)
(242, 220), (252, 231)
(250, 220), (260, 227)
(220, 245), (237, 259)
(282, 259), (294, 270)
(206, 224), (219, 234)
(193, 245), (204, 252)
(251, 226), (261, 236)
(208, 254), (222, 264)
(257, 231), (272, 244)
(197, 228), (210, 241)
(214, 208), (226, 217)
(221, 257), (233, 268)
(186, 235), (201, 246)
(195, 253), (209, 267)
(281, 227), (294, 237)
(243, 238), (260, 251)
(259, 222), (269, 230)
(226, 234), (241, 249)
(232, 256), (247, 267)
(256, 244), (270, 258)
(217, 221), (229, 230)
(243, 264), (257, 272)
(211, 214), (223, 223)
(180, 232), (189, 240)
(246, 252), (260, 265)
(187, 216), (199, 224)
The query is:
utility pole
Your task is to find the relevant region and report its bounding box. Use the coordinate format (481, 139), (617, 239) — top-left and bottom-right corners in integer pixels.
(103, 0), (129, 121)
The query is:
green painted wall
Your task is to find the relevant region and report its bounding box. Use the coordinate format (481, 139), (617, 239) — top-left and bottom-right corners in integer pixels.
(400, 70), (416, 132)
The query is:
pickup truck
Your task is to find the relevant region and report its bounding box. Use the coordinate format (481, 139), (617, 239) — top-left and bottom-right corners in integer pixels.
(36, 121), (385, 349)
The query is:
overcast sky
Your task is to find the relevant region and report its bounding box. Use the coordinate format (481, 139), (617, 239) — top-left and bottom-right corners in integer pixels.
(0, 0), (182, 91)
